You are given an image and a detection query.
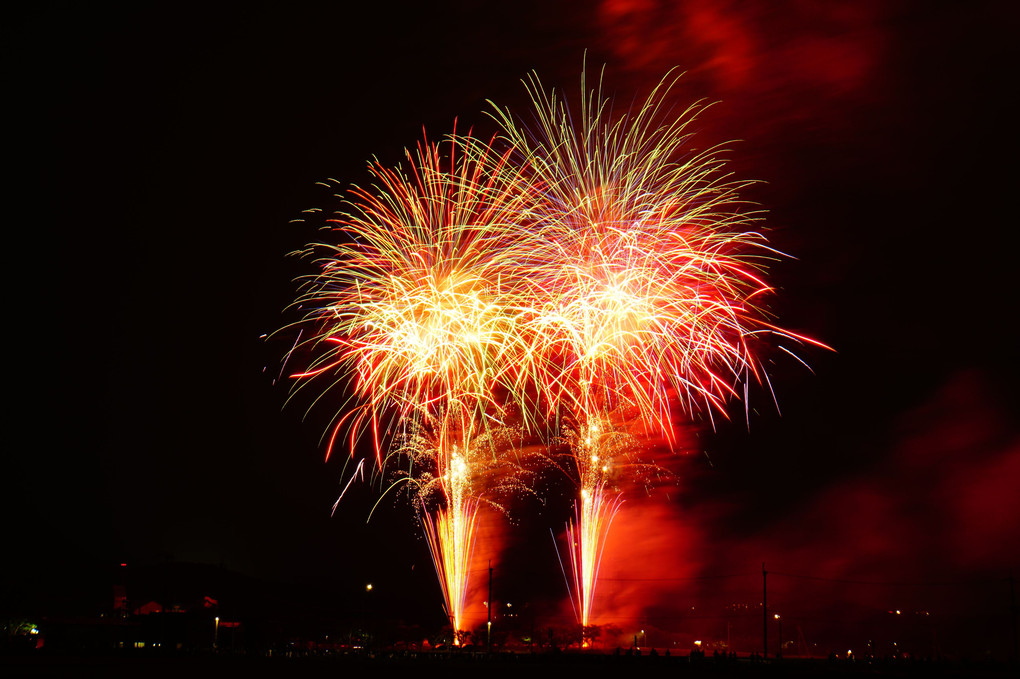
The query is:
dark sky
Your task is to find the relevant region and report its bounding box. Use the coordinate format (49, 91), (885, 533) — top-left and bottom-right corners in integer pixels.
(6, 0), (1019, 653)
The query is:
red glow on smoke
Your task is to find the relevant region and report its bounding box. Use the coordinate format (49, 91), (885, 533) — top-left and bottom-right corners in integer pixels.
(460, 506), (509, 633)
(596, 0), (888, 139)
(696, 371), (1019, 631)
(517, 370), (1017, 654)
(594, 498), (702, 626)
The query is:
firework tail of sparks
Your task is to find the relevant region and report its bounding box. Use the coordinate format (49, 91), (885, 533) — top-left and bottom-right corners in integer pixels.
(553, 414), (639, 628)
(395, 413), (482, 639)
(422, 499), (479, 639)
(387, 405), (538, 640)
(566, 483), (622, 628)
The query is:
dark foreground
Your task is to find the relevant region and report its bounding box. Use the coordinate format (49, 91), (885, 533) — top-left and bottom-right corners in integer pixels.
(2, 654), (1017, 679)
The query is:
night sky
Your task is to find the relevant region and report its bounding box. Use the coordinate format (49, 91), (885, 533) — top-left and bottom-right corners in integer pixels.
(6, 0), (1019, 655)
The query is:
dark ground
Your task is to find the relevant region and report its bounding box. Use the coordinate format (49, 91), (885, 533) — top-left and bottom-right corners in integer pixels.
(2, 653), (1018, 679)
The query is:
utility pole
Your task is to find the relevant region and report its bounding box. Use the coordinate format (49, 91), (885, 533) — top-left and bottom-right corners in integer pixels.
(762, 562), (768, 660)
(487, 560), (493, 654)
(530, 609), (535, 654)
(1009, 571), (1018, 664)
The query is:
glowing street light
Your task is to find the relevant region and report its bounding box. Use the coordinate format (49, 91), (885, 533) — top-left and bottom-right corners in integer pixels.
(774, 614), (782, 659)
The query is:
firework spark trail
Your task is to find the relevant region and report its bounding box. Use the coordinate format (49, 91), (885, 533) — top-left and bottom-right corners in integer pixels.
(566, 486), (620, 631)
(490, 67), (828, 627)
(559, 416), (636, 629)
(419, 418), (480, 639)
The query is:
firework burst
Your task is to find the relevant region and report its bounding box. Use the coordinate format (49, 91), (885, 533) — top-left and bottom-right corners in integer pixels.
(492, 69), (807, 430)
(288, 129), (539, 461)
(490, 67), (826, 627)
(287, 128), (540, 639)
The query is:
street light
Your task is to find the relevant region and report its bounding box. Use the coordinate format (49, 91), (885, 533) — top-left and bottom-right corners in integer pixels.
(363, 584), (374, 650)
(774, 614), (782, 659)
(214, 616), (219, 650)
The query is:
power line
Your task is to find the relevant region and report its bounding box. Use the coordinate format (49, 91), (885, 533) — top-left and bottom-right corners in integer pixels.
(599, 573), (753, 583)
(768, 571), (1005, 587)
